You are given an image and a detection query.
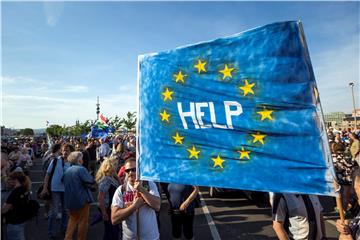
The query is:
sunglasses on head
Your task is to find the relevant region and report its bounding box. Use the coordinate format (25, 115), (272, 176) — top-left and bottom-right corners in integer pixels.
(125, 168), (136, 174)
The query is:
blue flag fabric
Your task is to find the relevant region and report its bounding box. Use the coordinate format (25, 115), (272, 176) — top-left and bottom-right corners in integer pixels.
(89, 124), (114, 139)
(138, 21), (335, 196)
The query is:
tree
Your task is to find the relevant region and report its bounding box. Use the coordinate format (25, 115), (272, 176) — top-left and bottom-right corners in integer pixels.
(20, 128), (34, 136)
(46, 124), (64, 137)
(80, 120), (92, 134)
(121, 111), (137, 131)
(108, 115), (122, 131)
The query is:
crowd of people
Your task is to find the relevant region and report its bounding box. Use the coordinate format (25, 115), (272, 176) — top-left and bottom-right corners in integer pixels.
(0, 127), (359, 240)
(1, 133), (198, 240)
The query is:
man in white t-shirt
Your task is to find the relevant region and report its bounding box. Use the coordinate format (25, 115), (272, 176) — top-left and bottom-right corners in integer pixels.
(111, 157), (160, 240)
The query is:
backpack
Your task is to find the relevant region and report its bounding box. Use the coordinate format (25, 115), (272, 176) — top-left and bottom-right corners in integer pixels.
(24, 199), (40, 220)
(5, 193), (40, 224)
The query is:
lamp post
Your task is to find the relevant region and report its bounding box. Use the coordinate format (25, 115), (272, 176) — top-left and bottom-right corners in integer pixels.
(349, 82), (357, 129)
(96, 96), (100, 120)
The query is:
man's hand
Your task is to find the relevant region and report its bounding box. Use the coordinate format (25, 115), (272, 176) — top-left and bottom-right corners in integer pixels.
(132, 195), (145, 209)
(102, 212), (109, 221)
(40, 187), (49, 197)
(134, 180), (146, 194)
(336, 219), (351, 235)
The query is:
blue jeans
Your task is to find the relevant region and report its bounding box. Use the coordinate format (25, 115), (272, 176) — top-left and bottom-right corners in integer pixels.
(6, 223), (26, 240)
(48, 191), (68, 237)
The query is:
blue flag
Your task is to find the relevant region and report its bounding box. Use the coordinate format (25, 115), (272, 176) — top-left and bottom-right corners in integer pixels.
(138, 21), (335, 196)
(89, 123), (114, 139)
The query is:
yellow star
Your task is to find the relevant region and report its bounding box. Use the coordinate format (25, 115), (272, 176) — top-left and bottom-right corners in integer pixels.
(174, 71), (186, 83)
(239, 80), (255, 96)
(187, 145), (200, 159)
(238, 147), (251, 160)
(162, 88), (173, 101)
(219, 64), (234, 80)
(257, 108), (273, 121)
(212, 154), (225, 169)
(160, 110), (170, 122)
(251, 132), (266, 145)
(172, 132), (184, 144)
(194, 60), (207, 73)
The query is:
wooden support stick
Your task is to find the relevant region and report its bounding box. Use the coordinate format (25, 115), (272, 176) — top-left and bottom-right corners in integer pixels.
(333, 180), (345, 221)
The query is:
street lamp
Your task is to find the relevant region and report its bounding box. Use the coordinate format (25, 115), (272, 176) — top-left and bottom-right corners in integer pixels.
(349, 82), (357, 129)
(96, 96), (100, 120)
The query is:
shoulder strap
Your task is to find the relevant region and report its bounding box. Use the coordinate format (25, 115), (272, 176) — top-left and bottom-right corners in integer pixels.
(143, 180), (150, 191)
(49, 158), (58, 180)
(121, 180), (127, 194)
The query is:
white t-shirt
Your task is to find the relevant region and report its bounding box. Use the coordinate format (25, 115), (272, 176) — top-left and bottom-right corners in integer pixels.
(112, 181), (160, 240)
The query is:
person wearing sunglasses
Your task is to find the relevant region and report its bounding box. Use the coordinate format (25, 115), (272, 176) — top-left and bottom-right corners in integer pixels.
(111, 157), (160, 240)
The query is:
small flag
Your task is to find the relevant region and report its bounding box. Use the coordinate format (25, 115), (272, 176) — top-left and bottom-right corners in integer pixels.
(99, 114), (108, 125)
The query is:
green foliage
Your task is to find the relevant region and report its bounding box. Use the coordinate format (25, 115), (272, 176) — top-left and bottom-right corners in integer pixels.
(20, 128), (34, 136)
(44, 112), (136, 137)
(121, 111), (137, 131)
(46, 125), (63, 137)
(108, 115), (122, 131)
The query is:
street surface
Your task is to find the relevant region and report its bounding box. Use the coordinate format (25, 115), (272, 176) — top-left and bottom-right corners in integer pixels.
(20, 158), (339, 239)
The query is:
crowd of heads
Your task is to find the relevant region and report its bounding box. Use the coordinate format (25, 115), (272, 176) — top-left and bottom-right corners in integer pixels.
(328, 127), (360, 144)
(1, 132), (137, 191)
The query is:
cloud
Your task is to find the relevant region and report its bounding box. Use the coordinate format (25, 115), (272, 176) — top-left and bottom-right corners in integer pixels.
(3, 94), (88, 103)
(55, 85), (89, 93)
(1, 76), (37, 84)
(2, 75), (89, 93)
(2, 94), (136, 128)
(43, 2), (64, 27)
(119, 84), (136, 93)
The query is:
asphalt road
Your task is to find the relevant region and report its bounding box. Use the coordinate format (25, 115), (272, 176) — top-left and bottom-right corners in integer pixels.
(14, 158), (340, 240)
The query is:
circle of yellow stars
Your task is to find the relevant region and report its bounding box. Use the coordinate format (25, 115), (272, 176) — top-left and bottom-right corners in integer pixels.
(158, 57), (275, 169)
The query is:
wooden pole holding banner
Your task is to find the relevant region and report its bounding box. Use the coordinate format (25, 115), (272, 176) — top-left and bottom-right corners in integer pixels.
(307, 64), (345, 221)
(333, 180), (345, 221)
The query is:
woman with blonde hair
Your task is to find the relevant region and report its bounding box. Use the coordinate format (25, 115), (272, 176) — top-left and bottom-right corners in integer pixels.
(96, 157), (120, 240)
(2, 171), (32, 240)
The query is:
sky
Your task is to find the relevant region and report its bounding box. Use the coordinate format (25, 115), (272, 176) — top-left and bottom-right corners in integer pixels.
(1, 1), (359, 129)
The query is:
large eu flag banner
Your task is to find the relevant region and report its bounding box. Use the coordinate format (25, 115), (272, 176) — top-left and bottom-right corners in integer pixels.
(137, 21), (335, 196)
